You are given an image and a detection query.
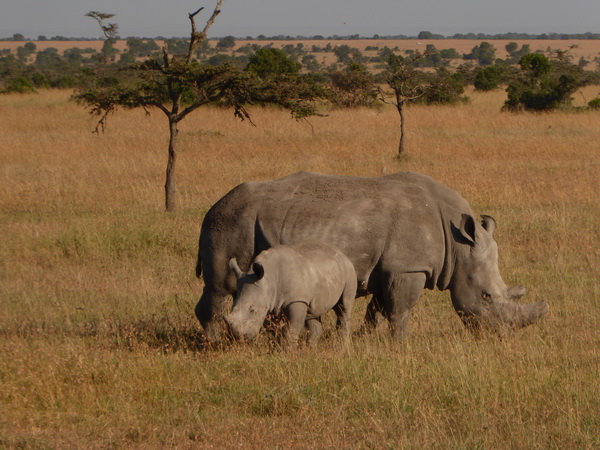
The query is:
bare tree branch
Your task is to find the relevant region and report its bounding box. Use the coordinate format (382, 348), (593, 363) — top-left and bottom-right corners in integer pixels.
(186, 1), (225, 62)
(190, 6), (205, 17)
(199, 0), (225, 38)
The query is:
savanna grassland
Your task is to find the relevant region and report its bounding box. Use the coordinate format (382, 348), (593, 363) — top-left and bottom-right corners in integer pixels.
(1, 87), (599, 448)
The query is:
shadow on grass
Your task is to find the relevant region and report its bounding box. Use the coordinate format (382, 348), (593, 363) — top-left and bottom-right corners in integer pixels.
(112, 317), (210, 353)
(1, 316), (215, 353)
(113, 314), (303, 353)
(2, 313), (396, 354)
(115, 314), (308, 353)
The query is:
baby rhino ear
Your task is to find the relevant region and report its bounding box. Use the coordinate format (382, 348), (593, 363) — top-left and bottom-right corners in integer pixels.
(229, 258), (243, 279)
(252, 262), (265, 280)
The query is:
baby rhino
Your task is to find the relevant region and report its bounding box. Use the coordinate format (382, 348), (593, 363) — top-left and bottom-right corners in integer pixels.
(225, 240), (357, 347)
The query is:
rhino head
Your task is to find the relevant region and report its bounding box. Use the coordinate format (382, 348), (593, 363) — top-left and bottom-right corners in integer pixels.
(224, 258), (272, 340)
(449, 215), (549, 333)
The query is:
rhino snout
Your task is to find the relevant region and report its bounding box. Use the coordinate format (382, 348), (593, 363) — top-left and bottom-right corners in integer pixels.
(224, 310), (263, 340)
(223, 313), (235, 333)
(224, 313), (244, 339)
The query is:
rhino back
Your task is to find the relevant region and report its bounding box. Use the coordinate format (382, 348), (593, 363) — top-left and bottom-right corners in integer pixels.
(256, 172), (458, 285)
(198, 171), (472, 293)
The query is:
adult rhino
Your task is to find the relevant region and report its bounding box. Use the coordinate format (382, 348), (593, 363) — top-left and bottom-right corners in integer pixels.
(195, 171), (548, 342)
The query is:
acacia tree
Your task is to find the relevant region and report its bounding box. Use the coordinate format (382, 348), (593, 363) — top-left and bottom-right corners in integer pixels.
(327, 62), (377, 108)
(377, 52), (432, 156)
(464, 42), (496, 66)
(76, 2), (320, 211)
(503, 53), (587, 111)
(85, 11), (119, 64)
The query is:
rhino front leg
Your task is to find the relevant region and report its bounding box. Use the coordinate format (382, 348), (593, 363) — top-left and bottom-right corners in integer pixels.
(383, 272), (426, 339)
(283, 302), (308, 347)
(195, 286), (230, 343)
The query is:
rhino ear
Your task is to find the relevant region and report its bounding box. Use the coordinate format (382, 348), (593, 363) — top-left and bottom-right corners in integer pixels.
(459, 214), (477, 246)
(481, 215), (497, 236)
(229, 258), (243, 279)
(252, 262), (265, 281)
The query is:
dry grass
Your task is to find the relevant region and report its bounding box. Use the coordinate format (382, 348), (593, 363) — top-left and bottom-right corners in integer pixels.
(1, 88), (599, 448)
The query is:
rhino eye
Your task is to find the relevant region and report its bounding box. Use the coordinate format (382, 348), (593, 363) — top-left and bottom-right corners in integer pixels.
(482, 291), (493, 303)
(249, 305), (256, 313)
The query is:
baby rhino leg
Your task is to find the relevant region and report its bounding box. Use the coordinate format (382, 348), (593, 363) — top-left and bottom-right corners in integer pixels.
(306, 318), (323, 348)
(284, 302), (308, 347)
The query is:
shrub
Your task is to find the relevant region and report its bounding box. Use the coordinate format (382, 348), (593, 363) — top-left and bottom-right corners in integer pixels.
(246, 48), (301, 78)
(2, 76), (36, 93)
(464, 42), (496, 66)
(588, 97), (600, 110)
(504, 54), (587, 111)
(474, 66), (503, 91)
(417, 68), (469, 105)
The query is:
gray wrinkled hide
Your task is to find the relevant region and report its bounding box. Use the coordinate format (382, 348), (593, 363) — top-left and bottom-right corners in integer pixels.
(195, 171), (548, 341)
(224, 240), (357, 346)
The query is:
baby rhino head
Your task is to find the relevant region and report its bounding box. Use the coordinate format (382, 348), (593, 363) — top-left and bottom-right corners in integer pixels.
(224, 258), (272, 340)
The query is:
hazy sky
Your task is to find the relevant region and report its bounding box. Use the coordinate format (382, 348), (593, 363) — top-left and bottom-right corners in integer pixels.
(2, 0), (599, 39)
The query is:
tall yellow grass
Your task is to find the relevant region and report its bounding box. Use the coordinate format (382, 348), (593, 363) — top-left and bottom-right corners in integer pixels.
(0, 88), (599, 447)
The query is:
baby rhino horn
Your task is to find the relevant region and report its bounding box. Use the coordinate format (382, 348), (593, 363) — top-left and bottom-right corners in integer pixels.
(229, 258), (243, 279)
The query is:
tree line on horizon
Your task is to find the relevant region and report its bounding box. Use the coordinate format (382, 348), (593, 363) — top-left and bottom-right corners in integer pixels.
(3, 31), (600, 43)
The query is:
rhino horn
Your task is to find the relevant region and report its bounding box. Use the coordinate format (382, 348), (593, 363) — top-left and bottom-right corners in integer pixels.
(223, 313), (242, 340)
(507, 285), (527, 301)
